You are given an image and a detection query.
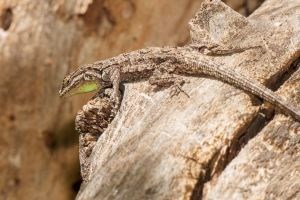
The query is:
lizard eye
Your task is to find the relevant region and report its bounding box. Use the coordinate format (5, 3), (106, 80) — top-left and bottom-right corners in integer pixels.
(64, 75), (72, 85)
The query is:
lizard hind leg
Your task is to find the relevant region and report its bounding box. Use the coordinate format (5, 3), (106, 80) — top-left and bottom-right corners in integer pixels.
(149, 68), (189, 98)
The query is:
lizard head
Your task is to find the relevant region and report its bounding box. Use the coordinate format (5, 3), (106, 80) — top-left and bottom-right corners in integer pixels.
(59, 64), (112, 97)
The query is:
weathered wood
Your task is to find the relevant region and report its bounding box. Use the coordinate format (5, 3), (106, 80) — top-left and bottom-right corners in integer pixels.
(0, 0), (205, 199)
(203, 1), (300, 198)
(77, 0), (300, 199)
(204, 69), (300, 199)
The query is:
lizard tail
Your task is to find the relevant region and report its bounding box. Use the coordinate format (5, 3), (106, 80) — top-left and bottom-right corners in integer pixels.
(190, 60), (300, 122)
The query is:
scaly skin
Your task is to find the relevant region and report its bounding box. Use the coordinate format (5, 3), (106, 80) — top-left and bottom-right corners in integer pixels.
(60, 46), (300, 121)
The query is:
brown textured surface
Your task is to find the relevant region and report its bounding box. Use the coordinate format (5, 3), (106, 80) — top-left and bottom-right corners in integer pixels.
(76, 90), (116, 182)
(203, 1), (300, 198)
(76, 0), (300, 199)
(0, 0), (266, 199)
(0, 0), (203, 199)
(204, 67), (300, 199)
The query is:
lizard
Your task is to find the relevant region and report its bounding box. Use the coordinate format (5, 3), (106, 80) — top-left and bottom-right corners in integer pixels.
(59, 45), (300, 122)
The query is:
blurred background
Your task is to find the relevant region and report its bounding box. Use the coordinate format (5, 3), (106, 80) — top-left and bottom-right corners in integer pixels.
(0, 0), (263, 199)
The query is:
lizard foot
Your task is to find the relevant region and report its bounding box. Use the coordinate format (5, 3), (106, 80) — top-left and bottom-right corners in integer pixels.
(149, 73), (189, 98)
(169, 82), (190, 98)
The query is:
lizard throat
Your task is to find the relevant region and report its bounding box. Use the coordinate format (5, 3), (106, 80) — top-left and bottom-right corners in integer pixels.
(64, 81), (100, 97)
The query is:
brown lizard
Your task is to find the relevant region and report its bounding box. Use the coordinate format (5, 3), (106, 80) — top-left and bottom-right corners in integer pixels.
(59, 46), (300, 122)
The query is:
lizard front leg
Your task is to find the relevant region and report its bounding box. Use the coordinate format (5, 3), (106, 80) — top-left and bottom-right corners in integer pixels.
(110, 67), (122, 108)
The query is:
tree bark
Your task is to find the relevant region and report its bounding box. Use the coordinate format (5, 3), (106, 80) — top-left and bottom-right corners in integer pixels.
(0, 0), (274, 199)
(76, 0), (300, 199)
(0, 0), (203, 199)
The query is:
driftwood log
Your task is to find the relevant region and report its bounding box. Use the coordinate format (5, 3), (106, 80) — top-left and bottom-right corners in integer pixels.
(77, 0), (300, 200)
(0, 0), (206, 199)
(1, 0), (264, 199)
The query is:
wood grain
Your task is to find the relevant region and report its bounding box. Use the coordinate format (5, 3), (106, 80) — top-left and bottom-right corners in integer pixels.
(77, 0), (300, 199)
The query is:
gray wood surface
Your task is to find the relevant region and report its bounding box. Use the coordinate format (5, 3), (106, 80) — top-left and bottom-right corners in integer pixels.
(0, 0), (204, 199)
(77, 0), (300, 199)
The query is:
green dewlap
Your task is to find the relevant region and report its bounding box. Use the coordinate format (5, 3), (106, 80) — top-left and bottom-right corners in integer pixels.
(69, 81), (100, 96)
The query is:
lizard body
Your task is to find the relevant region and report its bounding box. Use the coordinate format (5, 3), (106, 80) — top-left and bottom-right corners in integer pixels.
(60, 46), (300, 121)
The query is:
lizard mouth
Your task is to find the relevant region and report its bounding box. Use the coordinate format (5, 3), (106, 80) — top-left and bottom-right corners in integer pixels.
(58, 89), (65, 97)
